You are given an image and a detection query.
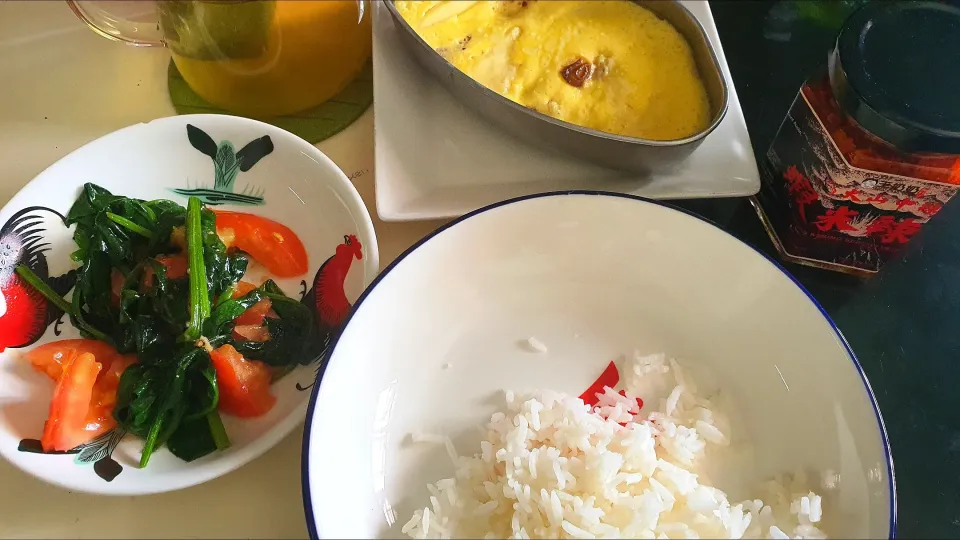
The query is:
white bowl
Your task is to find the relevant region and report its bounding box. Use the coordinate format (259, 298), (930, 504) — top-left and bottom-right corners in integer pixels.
(302, 192), (894, 538)
(0, 114), (378, 495)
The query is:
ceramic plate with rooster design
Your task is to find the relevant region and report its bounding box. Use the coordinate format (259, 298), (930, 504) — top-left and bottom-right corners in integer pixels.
(0, 114), (378, 495)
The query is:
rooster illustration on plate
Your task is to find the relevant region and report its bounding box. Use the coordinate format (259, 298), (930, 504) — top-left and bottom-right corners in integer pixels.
(297, 234), (364, 391)
(0, 207), (76, 351)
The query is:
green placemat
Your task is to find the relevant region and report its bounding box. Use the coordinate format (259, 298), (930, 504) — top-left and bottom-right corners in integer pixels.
(167, 59), (373, 144)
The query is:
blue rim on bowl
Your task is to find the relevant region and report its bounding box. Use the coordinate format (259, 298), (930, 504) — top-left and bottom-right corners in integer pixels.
(299, 190), (897, 539)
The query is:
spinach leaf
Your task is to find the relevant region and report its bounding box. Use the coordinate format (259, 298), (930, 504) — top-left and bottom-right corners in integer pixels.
(113, 363), (162, 438)
(66, 183), (121, 232)
(166, 362), (225, 463)
(111, 195), (232, 466)
(65, 186), (247, 355)
(166, 416), (217, 462)
(233, 280), (320, 366)
(146, 200), (186, 253)
(203, 279), (320, 366)
(115, 259), (190, 363)
(65, 184), (193, 346)
(203, 287), (266, 347)
(113, 352), (197, 442)
(45, 185), (316, 466)
(112, 335), (225, 465)
(77, 250), (116, 322)
(200, 207), (248, 300)
(186, 362), (220, 420)
(114, 345), (211, 466)
(68, 183), (157, 267)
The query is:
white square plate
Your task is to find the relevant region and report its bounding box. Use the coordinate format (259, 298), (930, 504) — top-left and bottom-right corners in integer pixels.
(373, 1), (761, 222)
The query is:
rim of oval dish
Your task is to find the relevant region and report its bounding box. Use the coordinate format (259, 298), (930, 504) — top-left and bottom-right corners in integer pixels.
(300, 190), (896, 539)
(0, 113), (380, 495)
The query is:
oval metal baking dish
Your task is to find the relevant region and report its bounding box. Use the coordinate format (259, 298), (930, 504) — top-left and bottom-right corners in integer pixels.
(383, 0), (729, 174)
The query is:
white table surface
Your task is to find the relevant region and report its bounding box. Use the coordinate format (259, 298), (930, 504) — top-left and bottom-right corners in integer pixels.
(0, 1), (446, 538)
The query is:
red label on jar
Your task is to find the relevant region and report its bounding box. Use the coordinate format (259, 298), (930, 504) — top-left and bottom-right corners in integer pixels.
(754, 77), (959, 275)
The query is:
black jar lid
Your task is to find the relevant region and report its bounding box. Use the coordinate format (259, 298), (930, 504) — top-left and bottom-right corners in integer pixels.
(829, 1), (960, 155)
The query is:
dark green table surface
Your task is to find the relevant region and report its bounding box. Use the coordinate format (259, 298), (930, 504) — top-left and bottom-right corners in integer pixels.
(701, 2), (958, 537)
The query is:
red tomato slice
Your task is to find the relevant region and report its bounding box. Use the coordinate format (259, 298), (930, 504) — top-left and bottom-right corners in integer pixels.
(215, 279), (257, 306)
(230, 280), (273, 329)
(213, 211), (308, 278)
(210, 344), (276, 418)
(232, 324), (271, 342)
(27, 340), (137, 444)
(232, 280), (259, 299)
(158, 255), (188, 279)
(234, 298), (272, 326)
(143, 254), (188, 287)
(85, 354), (136, 437)
(25, 339), (120, 381)
(41, 352), (101, 452)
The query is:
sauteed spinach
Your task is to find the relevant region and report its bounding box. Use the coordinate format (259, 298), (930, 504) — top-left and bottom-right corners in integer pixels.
(17, 183), (317, 466)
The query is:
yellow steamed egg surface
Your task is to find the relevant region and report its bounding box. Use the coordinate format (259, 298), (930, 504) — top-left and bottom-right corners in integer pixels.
(394, 0), (712, 141)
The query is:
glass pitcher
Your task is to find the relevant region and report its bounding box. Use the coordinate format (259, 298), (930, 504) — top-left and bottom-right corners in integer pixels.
(68, 0), (372, 118)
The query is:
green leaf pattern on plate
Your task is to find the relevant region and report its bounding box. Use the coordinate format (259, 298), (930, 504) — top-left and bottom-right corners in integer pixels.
(74, 429), (126, 465)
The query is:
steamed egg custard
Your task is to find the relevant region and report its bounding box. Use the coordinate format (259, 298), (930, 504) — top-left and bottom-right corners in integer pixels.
(394, 0), (712, 141)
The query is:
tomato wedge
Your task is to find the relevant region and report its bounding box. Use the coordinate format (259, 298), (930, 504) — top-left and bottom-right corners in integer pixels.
(232, 280), (259, 299)
(229, 280), (274, 340)
(210, 344), (276, 418)
(213, 211), (308, 278)
(41, 352), (101, 452)
(86, 354), (137, 437)
(26, 339), (120, 381)
(157, 255), (188, 279)
(27, 340), (136, 444)
(233, 324), (271, 342)
(234, 298), (273, 326)
(142, 254), (188, 287)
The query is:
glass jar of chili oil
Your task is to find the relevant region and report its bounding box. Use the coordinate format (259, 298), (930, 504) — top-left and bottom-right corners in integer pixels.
(752, 1), (960, 276)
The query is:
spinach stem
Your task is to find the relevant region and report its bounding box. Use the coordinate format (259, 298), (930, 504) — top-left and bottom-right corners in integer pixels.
(106, 212), (153, 239)
(140, 203), (156, 222)
(184, 197), (231, 455)
(140, 414), (163, 468)
(206, 410), (231, 450)
(214, 283), (237, 308)
(15, 265), (71, 313)
(70, 286), (113, 346)
(185, 197), (210, 339)
(14, 265), (113, 344)
(121, 260), (148, 291)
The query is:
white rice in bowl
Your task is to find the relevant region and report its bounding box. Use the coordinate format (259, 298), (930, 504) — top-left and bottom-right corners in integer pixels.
(402, 352), (831, 539)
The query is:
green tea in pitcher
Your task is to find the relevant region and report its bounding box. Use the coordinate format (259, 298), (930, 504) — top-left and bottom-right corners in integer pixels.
(158, 0), (371, 118)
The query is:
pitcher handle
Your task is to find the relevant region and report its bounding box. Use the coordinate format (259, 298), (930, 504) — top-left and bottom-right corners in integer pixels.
(66, 0), (165, 47)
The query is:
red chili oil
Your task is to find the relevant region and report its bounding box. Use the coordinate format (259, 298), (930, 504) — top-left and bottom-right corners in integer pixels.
(752, 2), (960, 275)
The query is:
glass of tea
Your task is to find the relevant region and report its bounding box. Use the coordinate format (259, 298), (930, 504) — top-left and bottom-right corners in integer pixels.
(67, 0), (372, 118)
